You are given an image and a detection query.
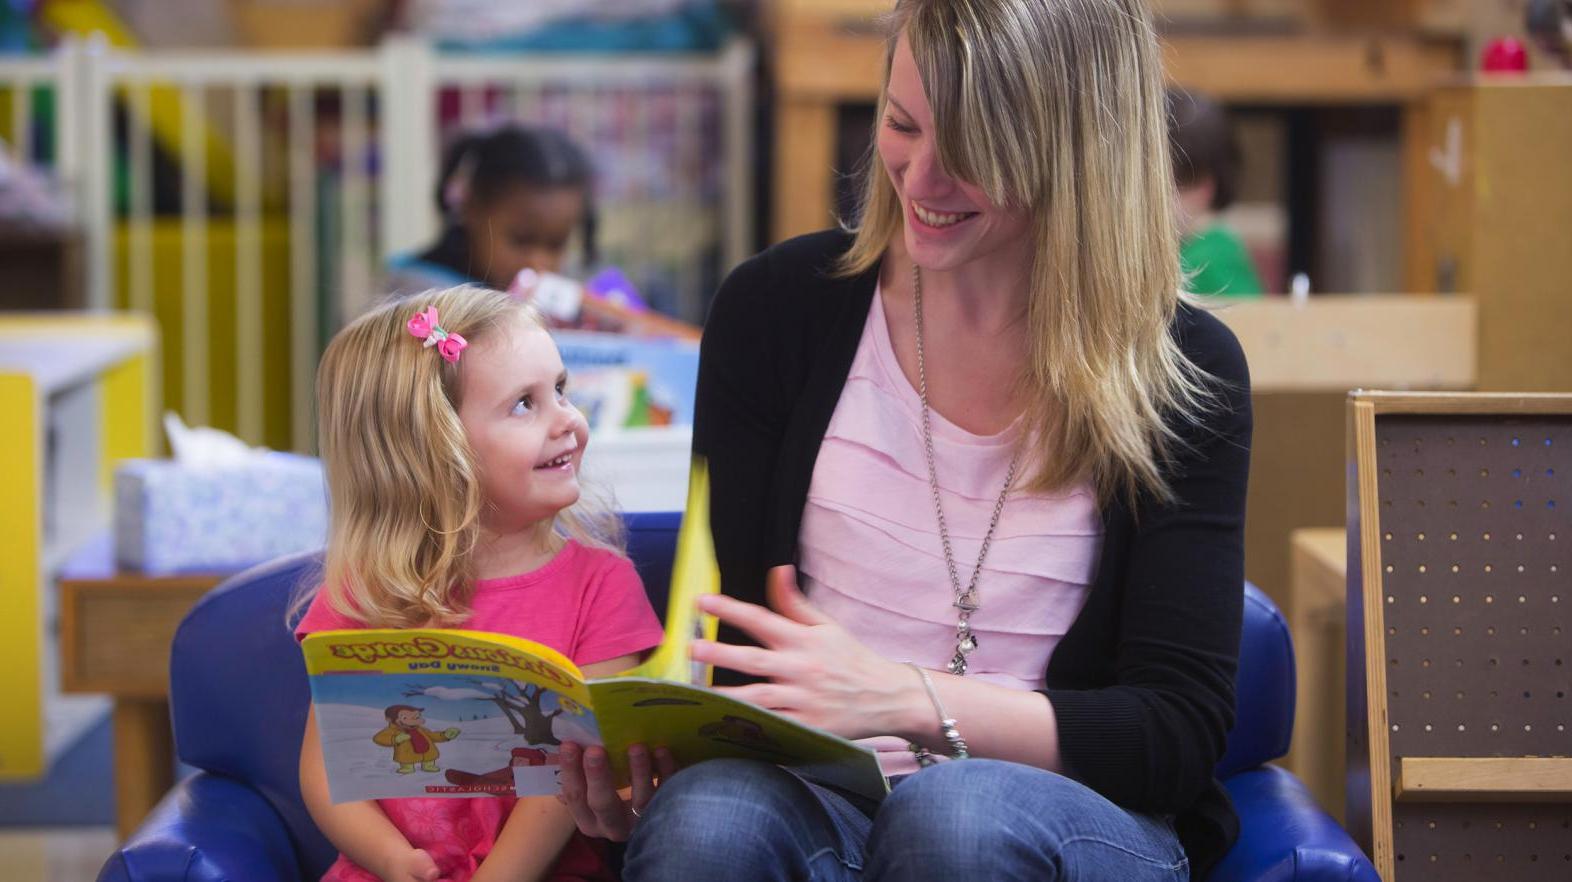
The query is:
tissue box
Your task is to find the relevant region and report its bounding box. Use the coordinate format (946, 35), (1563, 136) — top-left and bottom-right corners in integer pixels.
(114, 453), (328, 574)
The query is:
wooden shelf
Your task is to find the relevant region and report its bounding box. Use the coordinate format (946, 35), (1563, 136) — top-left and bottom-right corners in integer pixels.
(1396, 757), (1572, 802)
(1163, 35), (1460, 103)
(769, 9), (1462, 242)
(775, 18), (1461, 105)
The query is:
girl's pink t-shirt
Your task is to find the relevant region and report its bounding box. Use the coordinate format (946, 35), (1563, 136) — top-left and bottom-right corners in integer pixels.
(295, 540), (664, 882)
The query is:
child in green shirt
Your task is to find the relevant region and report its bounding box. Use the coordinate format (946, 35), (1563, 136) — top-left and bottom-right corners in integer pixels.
(1168, 88), (1264, 298)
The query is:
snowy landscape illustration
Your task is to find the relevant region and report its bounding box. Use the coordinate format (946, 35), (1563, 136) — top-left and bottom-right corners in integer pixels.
(312, 672), (603, 802)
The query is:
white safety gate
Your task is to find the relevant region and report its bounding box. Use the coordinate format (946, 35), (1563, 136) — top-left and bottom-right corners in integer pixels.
(0, 36), (753, 450)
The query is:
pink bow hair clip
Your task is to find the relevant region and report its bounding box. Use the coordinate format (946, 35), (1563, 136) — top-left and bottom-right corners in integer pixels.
(406, 306), (468, 363)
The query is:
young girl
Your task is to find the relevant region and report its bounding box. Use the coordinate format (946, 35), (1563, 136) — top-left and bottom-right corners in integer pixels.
(296, 285), (665, 882)
(386, 124), (698, 340)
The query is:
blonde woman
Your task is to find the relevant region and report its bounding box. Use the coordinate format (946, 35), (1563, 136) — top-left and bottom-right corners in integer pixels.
(296, 287), (664, 882)
(559, 0), (1251, 878)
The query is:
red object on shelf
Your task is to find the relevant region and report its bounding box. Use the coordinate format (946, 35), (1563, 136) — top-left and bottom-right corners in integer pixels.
(1480, 37), (1530, 72)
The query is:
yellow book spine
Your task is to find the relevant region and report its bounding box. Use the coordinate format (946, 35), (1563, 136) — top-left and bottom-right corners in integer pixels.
(630, 456), (721, 684)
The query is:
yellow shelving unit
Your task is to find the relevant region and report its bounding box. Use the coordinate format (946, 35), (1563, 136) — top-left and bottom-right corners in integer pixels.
(0, 313), (157, 779)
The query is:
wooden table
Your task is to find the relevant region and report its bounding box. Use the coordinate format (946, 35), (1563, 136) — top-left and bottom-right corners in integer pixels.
(57, 537), (227, 839)
(1283, 527), (1348, 824)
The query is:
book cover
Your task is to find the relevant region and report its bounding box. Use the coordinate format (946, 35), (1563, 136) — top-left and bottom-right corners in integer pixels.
(302, 458), (887, 804)
(303, 629), (886, 803)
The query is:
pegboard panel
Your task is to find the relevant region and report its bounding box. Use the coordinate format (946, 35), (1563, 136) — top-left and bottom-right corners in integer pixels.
(1391, 807), (1572, 877)
(1357, 403), (1572, 882)
(1376, 416), (1569, 757)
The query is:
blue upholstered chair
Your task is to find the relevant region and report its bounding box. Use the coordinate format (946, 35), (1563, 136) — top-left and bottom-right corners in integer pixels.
(100, 511), (1375, 881)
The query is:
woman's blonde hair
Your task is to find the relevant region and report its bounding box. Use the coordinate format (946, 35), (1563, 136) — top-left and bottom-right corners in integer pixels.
(840, 0), (1215, 506)
(305, 286), (623, 629)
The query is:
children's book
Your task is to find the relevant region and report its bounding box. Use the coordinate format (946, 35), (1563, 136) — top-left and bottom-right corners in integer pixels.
(302, 459), (887, 805)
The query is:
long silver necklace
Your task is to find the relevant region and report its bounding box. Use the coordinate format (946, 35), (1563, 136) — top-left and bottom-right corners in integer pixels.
(912, 264), (1021, 676)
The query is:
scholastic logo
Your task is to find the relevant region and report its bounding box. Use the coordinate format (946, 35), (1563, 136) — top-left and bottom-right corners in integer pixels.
(426, 784), (514, 795)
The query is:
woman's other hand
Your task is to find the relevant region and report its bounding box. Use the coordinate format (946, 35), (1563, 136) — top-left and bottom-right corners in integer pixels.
(690, 565), (923, 740)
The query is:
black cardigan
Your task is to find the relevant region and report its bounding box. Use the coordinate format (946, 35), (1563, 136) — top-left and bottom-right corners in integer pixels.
(691, 230), (1252, 875)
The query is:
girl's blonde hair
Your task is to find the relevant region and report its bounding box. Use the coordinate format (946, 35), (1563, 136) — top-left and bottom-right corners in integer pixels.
(307, 286), (623, 628)
(840, 0), (1215, 506)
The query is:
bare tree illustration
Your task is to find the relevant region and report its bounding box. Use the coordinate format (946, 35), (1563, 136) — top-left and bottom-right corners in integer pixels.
(403, 680), (562, 745)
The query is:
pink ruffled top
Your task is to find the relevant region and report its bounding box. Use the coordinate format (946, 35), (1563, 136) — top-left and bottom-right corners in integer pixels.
(798, 285), (1104, 775)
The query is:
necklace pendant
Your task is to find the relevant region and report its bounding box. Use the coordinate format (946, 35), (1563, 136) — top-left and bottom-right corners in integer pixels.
(916, 265), (1019, 684)
(948, 632), (978, 675)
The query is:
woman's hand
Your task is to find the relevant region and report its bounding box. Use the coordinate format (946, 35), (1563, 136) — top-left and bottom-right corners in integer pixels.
(690, 565), (924, 740)
(379, 846), (441, 882)
(556, 741), (677, 842)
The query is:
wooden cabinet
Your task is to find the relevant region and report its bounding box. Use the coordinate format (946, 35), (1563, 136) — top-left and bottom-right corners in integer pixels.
(57, 534), (221, 837)
(1406, 77), (1572, 394)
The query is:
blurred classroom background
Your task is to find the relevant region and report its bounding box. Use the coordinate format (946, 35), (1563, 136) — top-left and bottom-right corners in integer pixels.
(0, 0), (1568, 879)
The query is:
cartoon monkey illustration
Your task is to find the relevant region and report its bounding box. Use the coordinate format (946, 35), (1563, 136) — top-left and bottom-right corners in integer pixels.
(373, 705), (460, 774)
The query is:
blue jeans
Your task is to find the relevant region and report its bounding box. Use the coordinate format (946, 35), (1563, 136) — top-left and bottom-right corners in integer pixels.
(622, 758), (1189, 881)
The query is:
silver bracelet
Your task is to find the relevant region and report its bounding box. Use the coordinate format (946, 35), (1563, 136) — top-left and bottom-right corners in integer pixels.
(904, 662), (970, 765)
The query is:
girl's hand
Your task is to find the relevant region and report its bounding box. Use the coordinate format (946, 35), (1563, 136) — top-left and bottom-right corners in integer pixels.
(556, 741), (677, 842)
(379, 846), (441, 882)
(690, 565), (922, 740)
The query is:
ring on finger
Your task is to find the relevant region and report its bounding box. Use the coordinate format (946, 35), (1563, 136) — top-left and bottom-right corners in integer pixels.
(630, 805), (643, 819)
